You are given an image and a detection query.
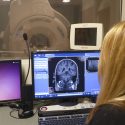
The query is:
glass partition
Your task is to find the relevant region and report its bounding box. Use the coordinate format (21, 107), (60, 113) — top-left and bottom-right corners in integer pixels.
(0, 0), (121, 58)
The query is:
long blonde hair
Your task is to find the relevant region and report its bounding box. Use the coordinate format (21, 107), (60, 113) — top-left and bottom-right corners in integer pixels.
(87, 21), (125, 123)
(97, 21), (125, 105)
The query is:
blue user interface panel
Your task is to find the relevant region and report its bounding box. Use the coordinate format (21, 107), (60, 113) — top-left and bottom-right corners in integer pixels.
(32, 51), (100, 99)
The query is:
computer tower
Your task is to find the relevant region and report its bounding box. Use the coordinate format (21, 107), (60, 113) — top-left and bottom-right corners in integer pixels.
(19, 84), (34, 118)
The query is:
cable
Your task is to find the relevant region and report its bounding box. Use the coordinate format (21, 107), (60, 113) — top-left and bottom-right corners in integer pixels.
(9, 109), (20, 119)
(9, 108), (37, 119)
(32, 108), (38, 116)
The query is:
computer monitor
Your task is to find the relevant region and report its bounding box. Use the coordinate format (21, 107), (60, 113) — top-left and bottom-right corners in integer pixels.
(0, 60), (22, 104)
(32, 50), (100, 101)
(70, 23), (103, 50)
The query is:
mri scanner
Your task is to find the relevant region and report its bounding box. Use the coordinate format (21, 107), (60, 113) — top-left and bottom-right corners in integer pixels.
(4, 0), (70, 55)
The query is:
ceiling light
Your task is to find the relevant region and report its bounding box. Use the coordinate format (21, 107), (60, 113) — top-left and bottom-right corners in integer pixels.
(2, 0), (10, 1)
(62, 0), (71, 3)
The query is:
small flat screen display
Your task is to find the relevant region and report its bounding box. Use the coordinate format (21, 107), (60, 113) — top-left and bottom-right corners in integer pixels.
(0, 60), (22, 102)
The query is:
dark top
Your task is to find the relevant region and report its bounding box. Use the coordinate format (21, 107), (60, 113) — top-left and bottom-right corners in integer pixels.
(87, 104), (125, 125)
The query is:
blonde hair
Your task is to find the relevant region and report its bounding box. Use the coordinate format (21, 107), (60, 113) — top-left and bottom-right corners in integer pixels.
(86, 21), (125, 124)
(97, 21), (125, 105)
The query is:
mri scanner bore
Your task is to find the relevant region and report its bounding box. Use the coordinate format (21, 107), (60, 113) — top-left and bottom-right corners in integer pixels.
(4, 0), (70, 55)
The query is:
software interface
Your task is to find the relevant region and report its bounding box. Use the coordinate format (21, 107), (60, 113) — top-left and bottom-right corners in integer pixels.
(32, 51), (100, 99)
(0, 60), (22, 102)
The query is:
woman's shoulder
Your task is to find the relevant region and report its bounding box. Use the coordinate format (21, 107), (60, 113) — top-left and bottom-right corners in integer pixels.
(95, 103), (125, 119)
(97, 103), (125, 114)
(87, 103), (125, 125)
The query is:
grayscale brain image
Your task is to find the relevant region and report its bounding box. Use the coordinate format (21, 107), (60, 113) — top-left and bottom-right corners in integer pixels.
(48, 57), (84, 93)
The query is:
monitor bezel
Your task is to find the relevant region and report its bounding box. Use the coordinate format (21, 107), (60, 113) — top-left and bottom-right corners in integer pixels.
(0, 59), (22, 104)
(70, 23), (103, 50)
(31, 50), (100, 101)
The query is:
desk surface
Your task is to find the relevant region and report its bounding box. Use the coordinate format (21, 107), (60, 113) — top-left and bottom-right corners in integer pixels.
(0, 100), (62, 125)
(0, 100), (94, 125)
(0, 106), (37, 125)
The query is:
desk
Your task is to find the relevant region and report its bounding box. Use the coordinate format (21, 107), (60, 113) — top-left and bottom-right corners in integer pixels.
(0, 100), (61, 125)
(0, 101), (94, 125)
(0, 106), (37, 125)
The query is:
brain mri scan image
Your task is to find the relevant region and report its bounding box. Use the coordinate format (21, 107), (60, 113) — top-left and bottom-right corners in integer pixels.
(55, 59), (78, 91)
(48, 57), (84, 93)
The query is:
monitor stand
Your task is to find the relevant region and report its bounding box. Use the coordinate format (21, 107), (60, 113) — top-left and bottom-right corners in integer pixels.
(58, 98), (78, 106)
(0, 103), (8, 107)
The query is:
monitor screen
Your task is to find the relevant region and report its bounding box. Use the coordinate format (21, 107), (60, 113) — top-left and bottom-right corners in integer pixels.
(32, 50), (100, 100)
(75, 28), (97, 46)
(70, 23), (103, 50)
(0, 60), (22, 102)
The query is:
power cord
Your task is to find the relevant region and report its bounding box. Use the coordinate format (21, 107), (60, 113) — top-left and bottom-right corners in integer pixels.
(9, 107), (37, 119)
(8, 102), (37, 119)
(9, 109), (20, 119)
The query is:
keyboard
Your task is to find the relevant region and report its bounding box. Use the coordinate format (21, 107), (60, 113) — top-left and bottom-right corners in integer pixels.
(39, 113), (88, 125)
(38, 103), (95, 125)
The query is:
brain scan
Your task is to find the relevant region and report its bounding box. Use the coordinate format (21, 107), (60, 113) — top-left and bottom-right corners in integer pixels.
(54, 59), (79, 91)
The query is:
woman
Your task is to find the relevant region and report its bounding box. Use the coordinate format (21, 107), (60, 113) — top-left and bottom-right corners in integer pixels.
(86, 21), (125, 125)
